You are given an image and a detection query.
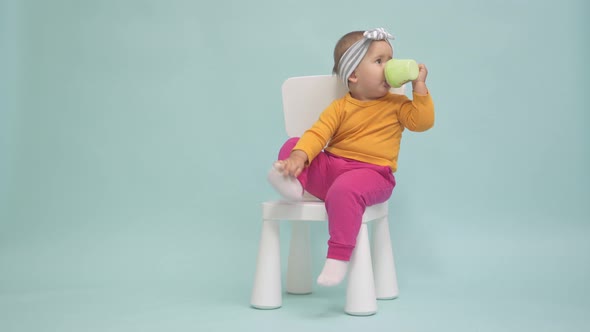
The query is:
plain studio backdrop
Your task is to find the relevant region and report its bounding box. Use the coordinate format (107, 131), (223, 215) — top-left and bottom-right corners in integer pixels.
(1, 0), (588, 331)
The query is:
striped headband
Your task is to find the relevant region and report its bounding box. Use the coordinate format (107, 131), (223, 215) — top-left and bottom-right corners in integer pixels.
(337, 28), (395, 86)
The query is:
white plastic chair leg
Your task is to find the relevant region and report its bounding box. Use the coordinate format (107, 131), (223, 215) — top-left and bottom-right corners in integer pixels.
(250, 219), (282, 309)
(286, 222), (313, 294)
(345, 224), (377, 316)
(372, 217), (400, 300)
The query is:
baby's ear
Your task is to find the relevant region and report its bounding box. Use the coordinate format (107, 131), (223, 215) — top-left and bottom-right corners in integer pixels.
(348, 72), (358, 84)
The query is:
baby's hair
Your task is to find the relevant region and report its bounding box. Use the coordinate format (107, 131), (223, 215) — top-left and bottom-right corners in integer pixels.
(332, 31), (364, 74)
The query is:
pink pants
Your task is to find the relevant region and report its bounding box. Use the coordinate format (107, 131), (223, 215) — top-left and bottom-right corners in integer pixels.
(279, 138), (396, 261)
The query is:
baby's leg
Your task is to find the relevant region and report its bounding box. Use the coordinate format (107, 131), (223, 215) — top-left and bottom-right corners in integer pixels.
(317, 258), (349, 287)
(267, 137), (304, 201)
(318, 167), (395, 287)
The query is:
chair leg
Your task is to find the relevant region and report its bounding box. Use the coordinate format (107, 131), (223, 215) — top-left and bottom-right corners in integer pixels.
(250, 219), (282, 309)
(286, 221), (313, 294)
(372, 217), (399, 300)
(345, 223), (377, 316)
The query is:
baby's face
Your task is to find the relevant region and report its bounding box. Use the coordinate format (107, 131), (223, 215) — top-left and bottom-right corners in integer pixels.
(350, 40), (393, 100)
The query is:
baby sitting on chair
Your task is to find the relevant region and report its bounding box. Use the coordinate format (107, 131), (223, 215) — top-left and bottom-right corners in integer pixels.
(268, 27), (434, 287)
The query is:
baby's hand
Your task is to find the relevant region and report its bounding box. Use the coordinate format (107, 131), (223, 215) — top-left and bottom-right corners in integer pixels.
(412, 64), (428, 94)
(415, 63), (428, 83)
(274, 150), (308, 178)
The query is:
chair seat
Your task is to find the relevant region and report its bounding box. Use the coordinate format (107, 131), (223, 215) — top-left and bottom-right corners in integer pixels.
(262, 200), (389, 223)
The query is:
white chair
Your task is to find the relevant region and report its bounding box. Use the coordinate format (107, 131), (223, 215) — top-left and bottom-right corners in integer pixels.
(250, 75), (402, 316)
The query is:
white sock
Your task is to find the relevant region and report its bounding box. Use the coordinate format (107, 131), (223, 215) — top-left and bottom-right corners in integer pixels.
(317, 258), (349, 287)
(267, 163), (303, 201)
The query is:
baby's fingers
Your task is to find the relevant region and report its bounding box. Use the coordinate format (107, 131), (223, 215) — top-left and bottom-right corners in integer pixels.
(273, 161), (290, 177)
(293, 164), (304, 177)
(419, 64), (428, 75)
(285, 163), (299, 177)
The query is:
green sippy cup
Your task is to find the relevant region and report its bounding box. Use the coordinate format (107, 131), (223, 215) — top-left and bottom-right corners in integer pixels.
(384, 59), (419, 88)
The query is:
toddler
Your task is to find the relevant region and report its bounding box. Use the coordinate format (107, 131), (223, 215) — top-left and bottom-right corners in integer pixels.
(268, 27), (434, 287)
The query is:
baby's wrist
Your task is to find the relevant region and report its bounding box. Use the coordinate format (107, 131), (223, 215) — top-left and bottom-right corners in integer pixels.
(290, 149), (308, 163)
(412, 81), (428, 94)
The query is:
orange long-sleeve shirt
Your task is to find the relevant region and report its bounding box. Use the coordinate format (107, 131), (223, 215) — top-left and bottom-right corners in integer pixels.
(294, 91), (434, 172)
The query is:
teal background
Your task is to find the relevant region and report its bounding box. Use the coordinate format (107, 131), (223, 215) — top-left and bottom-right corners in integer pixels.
(1, 0), (589, 331)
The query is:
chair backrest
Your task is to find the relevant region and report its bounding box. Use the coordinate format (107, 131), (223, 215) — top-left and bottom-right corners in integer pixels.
(281, 75), (405, 137)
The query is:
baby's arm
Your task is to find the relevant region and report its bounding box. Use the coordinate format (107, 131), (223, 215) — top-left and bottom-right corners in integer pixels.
(275, 101), (341, 177)
(399, 63), (434, 131)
